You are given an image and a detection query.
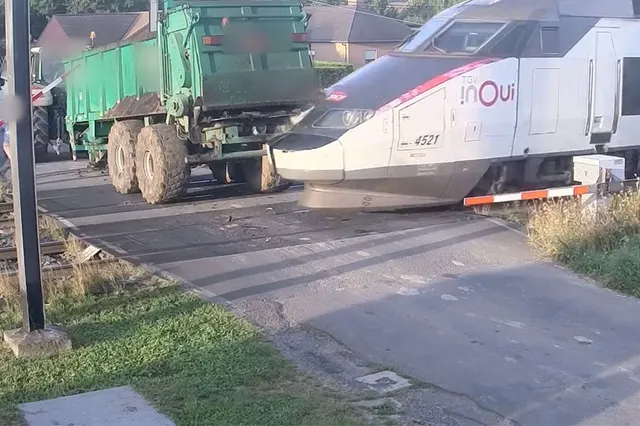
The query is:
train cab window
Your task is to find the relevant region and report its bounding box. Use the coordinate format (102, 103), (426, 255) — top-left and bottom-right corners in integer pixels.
(540, 27), (560, 55)
(396, 18), (449, 52)
(487, 24), (531, 57)
(430, 21), (506, 54)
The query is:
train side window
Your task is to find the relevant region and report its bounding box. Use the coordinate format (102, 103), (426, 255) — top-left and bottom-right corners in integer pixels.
(540, 27), (559, 55)
(634, 0), (640, 16)
(622, 57), (640, 116)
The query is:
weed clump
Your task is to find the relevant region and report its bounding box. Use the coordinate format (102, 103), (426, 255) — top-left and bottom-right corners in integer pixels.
(526, 190), (640, 294)
(0, 261), (160, 322)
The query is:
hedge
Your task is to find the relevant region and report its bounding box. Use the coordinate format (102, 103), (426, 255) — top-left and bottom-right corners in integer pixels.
(314, 61), (354, 88)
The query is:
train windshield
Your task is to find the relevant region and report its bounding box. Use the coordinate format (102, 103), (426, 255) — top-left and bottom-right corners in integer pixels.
(397, 20), (507, 54)
(397, 18), (450, 52)
(432, 21), (505, 53)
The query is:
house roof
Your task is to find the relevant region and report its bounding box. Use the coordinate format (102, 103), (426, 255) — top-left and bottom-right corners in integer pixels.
(38, 6), (412, 47)
(42, 12), (145, 48)
(305, 5), (413, 43)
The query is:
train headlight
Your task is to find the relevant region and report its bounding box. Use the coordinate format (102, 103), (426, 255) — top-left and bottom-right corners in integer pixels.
(313, 109), (375, 129)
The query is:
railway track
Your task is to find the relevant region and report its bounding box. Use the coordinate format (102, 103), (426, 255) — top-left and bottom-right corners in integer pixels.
(0, 258), (116, 278)
(0, 240), (66, 262)
(0, 202), (12, 214)
(0, 198), (117, 277)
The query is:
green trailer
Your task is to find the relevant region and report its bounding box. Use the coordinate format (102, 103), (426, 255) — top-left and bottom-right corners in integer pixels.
(62, 0), (321, 204)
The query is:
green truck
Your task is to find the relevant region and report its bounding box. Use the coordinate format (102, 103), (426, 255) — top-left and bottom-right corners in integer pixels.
(61, 0), (321, 204)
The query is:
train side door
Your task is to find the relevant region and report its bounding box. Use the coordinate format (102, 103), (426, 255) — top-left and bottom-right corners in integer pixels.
(587, 29), (618, 145)
(388, 88), (451, 199)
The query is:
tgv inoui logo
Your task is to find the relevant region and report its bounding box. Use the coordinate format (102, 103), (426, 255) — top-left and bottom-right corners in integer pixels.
(460, 75), (516, 107)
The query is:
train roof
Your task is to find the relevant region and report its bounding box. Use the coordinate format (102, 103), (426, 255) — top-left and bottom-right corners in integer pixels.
(453, 0), (640, 21)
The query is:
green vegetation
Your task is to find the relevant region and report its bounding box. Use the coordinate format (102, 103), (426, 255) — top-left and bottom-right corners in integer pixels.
(0, 263), (372, 426)
(527, 191), (640, 296)
(483, 190), (640, 297)
(309, 0), (466, 24)
(315, 61), (355, 88)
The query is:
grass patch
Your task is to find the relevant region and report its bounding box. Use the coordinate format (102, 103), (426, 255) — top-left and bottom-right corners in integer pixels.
(0, 264), (371, 426)
(38, 216), (67, 242)
(473, 201), (531, 226)
(520, 190), (640, 296)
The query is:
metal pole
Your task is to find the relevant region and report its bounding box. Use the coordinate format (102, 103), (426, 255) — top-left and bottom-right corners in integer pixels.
(5, 0), (45, 331)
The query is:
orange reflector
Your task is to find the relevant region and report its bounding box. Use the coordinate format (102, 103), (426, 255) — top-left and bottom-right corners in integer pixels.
(463, 195), (494, 206)
(203, 35), (224, 45)
(573, 185), (590, 195)
(292, 32), (308, 43)
(521, 190), (548, 200)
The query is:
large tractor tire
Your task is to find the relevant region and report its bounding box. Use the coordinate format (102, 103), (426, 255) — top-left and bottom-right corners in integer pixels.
(33, 107), (49, 162)
(242, 156), (291, 194)
(135, 124), (191, 204)
(107, 120), (144, 194)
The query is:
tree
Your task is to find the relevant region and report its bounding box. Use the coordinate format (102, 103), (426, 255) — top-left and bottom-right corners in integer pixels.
(0, 0), (151, 41)
(301, 0), (346, 5)
(398, 0), (464, 24)
(364, 0), (398, 19)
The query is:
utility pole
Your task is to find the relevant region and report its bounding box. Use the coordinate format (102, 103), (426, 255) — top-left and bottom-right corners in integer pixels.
(3, 0), (71, 360)
(5, 0), (45, 331)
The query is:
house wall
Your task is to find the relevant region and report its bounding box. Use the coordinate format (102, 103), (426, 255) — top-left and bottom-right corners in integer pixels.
(310, 42), (349, 63)
(36, 19), (88, 61)
(36, 19), (70, 49)
(348, 42), (400, 67)
(310, 41), (400, 67)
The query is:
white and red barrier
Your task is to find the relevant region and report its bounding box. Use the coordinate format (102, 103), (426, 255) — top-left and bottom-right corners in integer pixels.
(0, 64), (80, 127)
(463, 184), (592, 207)
(30, 64), (79, 104)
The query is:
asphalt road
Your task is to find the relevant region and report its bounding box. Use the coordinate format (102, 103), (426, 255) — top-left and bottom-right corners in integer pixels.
(29, 157), (640, 426)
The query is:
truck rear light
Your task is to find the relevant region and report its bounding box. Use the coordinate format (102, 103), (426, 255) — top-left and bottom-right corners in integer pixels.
(203, 35), (224, 46)
(292, 33), (308, 43)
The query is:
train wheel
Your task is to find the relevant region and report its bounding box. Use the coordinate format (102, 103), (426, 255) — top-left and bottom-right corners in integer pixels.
(242, 156), (291, 194)
(33, 107), (49, 163)
(135, 124), (190, 204)
(108, 120), (144, 194)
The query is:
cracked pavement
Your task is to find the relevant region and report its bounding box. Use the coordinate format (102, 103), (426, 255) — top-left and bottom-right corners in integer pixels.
(32, 159), (640, 426)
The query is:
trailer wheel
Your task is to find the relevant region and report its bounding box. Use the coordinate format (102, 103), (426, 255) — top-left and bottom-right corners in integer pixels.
(136, 124), (190, 204)
(108, 120), (144, 194)
(242, 157), (291, 193)
(33, 107), (49, 163)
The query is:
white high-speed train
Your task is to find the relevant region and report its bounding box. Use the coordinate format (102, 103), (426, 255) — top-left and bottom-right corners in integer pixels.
(268, 0), (640, 210)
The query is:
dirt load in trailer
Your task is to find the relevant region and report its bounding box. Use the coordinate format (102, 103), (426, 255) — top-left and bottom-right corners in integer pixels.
(62, 0), (321, 204)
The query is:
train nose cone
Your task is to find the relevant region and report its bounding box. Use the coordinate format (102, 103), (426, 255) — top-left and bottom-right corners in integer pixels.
(270, 134), (345, 184)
